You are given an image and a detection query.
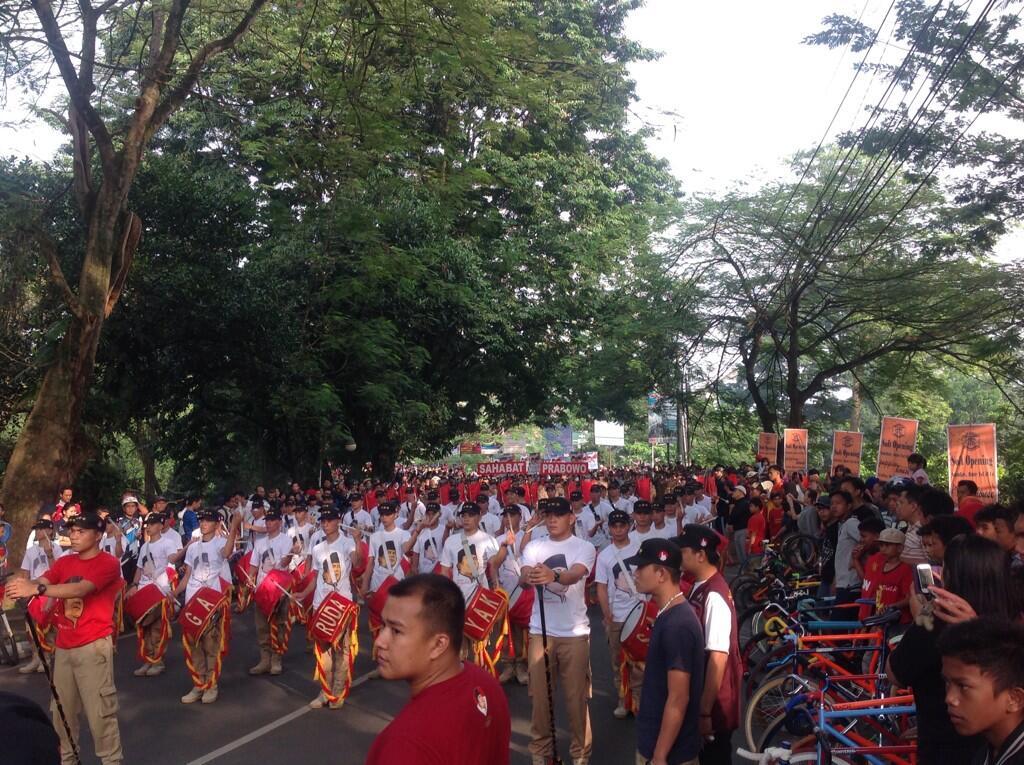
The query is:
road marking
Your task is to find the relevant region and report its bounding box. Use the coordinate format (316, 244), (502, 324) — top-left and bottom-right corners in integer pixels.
(184, 668), (378, 764)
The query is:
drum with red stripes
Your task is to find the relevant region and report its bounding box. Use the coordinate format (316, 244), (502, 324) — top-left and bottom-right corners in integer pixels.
(621, 599), (658, 662)
(253, 570), (292, 618)
(463, 586), (508, 643)
(309, 592), (358, 646)
(506, 583), (535, 627)
(179, 586), (227, 641)
(125, 583), (165, 625)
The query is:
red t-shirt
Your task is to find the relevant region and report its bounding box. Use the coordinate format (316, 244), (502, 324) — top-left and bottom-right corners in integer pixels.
(765, 502), (784, 539)
(858, 553), (913, 622)
(43, 551), (122, 649)
(746, 511), (767, 555)
(956, 496), (984, 526)
(365, 662), (510, 765)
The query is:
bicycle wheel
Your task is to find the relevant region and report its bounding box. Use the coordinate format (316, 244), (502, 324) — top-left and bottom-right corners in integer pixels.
(781, 533), (819, 571)
(745, 675), (801, 751)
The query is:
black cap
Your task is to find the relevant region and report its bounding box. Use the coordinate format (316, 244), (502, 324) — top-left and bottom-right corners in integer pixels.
(459, 502), (481, 516)
(475, 493), (489, 503)
(632, 500), (653, 514)
(815, 494), (832, 508)
(675, 524), (720, 552)
(197, 509), (221, 522)
(67, 512), (106, 532)
(589, 484), (603, 493)
(264, 508), (283, 521)
(378, 502), (397, 515)
(425, 502), (441, 513)
(320, 507), (342, 521)
(348, 493), (363, 502)
(569, 490), (583, 501)
(426, 490), (439, 501)
(624, 538), (682, 570)
(607, 510), (630, 525)
(501, 504), (522, 515)
(144, 513), (165, 526)
(31, 519), (54, 531)
(654, 497), (671, 510)
(544, 497), (572, 515)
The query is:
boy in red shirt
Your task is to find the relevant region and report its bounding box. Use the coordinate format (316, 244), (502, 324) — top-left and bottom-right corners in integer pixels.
(746, 497), (768, 558)
(858, 528), (913, 623)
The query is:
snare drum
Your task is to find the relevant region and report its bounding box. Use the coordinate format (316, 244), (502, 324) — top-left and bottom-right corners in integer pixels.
(506, 583), (535, 627)
(253, 570), (292, 619)
(125, 583), (165, 626)
(309, 592), (359, 646)
(179, 586), (227, 642)
(463, 586), (508, 643)
(620, 599), (658, 662)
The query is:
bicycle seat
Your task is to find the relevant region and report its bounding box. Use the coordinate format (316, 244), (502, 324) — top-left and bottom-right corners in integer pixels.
(861, 607), (902, 628)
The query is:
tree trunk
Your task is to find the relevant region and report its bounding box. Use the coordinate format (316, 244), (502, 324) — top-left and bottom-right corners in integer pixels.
(0, 313), (104, 566)
(850, 379), (863, 432)
(130, 422), (161, 502)
(787, 398), (805, 428)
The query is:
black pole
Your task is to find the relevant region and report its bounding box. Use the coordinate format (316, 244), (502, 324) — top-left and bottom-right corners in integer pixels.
(536, 584), (562, 765)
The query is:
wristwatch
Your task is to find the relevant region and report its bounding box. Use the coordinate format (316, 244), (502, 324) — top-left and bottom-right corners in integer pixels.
(553, 570), (561, 585)
(36, 583), (47, 596)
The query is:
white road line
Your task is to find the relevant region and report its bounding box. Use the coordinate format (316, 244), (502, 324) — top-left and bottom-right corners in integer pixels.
(184, 668), (378, 765)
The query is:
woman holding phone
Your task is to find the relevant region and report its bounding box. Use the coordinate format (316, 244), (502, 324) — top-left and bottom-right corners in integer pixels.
(887, 534), (1020, 764)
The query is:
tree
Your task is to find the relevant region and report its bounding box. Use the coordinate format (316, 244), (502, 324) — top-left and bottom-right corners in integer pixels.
(675, 150), (1020, 433)
(0, 0), (269, 561)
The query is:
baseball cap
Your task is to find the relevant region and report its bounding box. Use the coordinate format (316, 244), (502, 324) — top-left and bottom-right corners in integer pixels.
(501, 504), (521, 515)
(878, 528), (906, 545)
(675, 524), (720, 552)
(624, 538), (682, 570)
(197, 509), (221, 522)
(632, 500), (653, 514)
(544, 497), (572, 515)
(348, 493), (363, 502)
(654, 497), (671, 510)
(121, 495), (139, 506)
(815, 494), (832, 508)
(378, 502), (397, 515)
(607, 510), (630, 526)
(759, 480), (774, 493)
(144, 513), (165, 526)
(67, 512), (106, 532)
(459, 502), (481, 516)
(425, 502), (441, 514)
(426, 490), (439, 501)
(570, 490), (583, 501)
(319, 507), (342, 521)
(589, 484), (603, 493)
(731, 485), (747, 496)
(31, 519), (54, 531)
(263, 508), (283, 521)
(475, 493), (489, 504)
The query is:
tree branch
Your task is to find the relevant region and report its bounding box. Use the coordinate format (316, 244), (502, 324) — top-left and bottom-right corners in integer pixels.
(37, 229), (85, 320)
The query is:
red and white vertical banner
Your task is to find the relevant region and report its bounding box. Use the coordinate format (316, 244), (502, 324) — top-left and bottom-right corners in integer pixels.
(876, 417), (919, 482)
(783, 429), (808, 474)
(756, 432), (778, 462)
(831, 431), (864, 476)
(947, 424), (998, 503)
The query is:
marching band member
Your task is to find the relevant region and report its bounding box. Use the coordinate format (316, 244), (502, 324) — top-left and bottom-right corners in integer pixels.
(439, 501), (509, 669)
(520, 496), (598, 765)
(175, 509), (242, 704)
(629, 501), (657, 544)
(288, 503), (316, 566)
(363, 501), (419, 651)
(594, 509), (645, 719)
(410, 502), (448, 575)
(584, 484), (612, 550)
(299, 507), (364, 709)
(399, 490), (426, 531)
(247, 507), (298, 676)
(477, 493), (504, 536)
(19, 518), (64, 673)
(343, 493), (373, 536)
(6, 512), (125, 765)
(678, 525), (742, 765)
(128, 513), (178, 677)
(496, 505), (530, 686)
(650, 498), (676, 539)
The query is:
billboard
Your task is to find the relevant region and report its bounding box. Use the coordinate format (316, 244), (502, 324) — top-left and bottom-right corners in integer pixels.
(594, 420), (625, 447)
(647, 392), (678, 445)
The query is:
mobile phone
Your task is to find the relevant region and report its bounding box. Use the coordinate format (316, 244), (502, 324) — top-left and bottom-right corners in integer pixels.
(915, 563), (936, 599)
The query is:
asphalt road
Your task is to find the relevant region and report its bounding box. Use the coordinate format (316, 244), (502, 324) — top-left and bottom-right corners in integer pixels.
(1, 605), (644, 765)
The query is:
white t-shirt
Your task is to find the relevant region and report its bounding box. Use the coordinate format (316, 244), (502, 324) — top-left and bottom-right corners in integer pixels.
(368, 528), (411, 591)
(480, 513), (503, 536)
(583, 501), (612, 549)
(244, 508), (267, 550)
(629, 527), (657, 545)
(693, 495), (714, 516)
(650, 522), (676, 540)
(183, 538), (229, 601)
(250, 532), (295, 586)
(311, 535), (357, 607)
(440, 529), (500, 601)
(343, 508), (374, 535)
(689, 579), (733, 653)
(401, 500), (426, 526)
(288, 523), (316, 566)
(413, 524), (447, 575)
(497, 529), (527, 593)
(441, 502), (461, 527)
(682, 502), (713, 526)
(572, 511), (597, 544)
(594, 539), (643, 622)
(138, 533), (180, 594)
(21, 541), (64, 580)
(99, 533), (121, 558)
(521, 535), (596, 637)
(611, 496), (631, 513)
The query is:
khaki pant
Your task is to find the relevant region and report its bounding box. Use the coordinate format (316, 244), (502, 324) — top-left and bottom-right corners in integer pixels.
(528, 633), (592, 761)
(636, 754), (699, 765)
(140, 613), (167, 662)
(607, 620), (643, 710)
(189, 617), (224, 687)
(254, 600), (289, 655)
(52, 637), (123, 765)
(318, 633), (353, 700)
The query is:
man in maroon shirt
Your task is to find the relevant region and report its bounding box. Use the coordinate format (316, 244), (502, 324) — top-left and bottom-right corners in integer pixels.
(366, 573), (511, 765)
(7, 511), (124, 764)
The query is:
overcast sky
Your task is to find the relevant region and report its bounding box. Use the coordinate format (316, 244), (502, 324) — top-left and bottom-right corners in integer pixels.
(2, 0), (1021, 256)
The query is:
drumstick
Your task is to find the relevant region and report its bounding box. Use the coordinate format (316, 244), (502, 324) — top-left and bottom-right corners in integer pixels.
(269, 577), (304, 608)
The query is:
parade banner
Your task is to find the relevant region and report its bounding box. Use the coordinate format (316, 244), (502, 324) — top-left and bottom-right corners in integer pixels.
(831, 431), (864, 476)
(476, 461), (528, 478)
(947, 424), (998, 503)
(876, 417), (919, 482)
(541, 460), (590, 476)
(783, 429), (808, 474)
(756, 432), (778, 462)
(459, 442), (481, 455)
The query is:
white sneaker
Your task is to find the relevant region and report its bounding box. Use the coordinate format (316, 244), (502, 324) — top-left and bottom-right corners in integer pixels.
(18, 658), (41, 674)
(309, 693), (327, 709)
(133, 664), (151, 677)
(269, 656), (282, 675)
(498, 665), (515, 684)
(201, 686), (219, 704)
(146, 662), (165, 676)
(515, 664), (530, 685)
(613, 703), (628, 719)
(181, 687), (203, 704)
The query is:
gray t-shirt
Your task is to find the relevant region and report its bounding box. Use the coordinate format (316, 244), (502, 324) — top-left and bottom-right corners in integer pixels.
(797, 505), (821, 536)
(834, 515), (863, 589)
